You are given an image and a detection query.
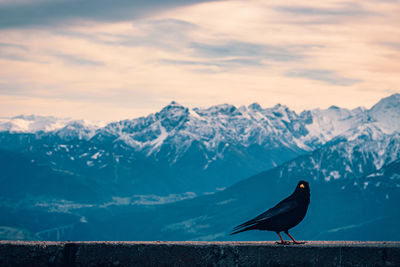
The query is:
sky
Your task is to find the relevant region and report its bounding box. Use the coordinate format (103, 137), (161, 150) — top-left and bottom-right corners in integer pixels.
(0, 0), (399, 121)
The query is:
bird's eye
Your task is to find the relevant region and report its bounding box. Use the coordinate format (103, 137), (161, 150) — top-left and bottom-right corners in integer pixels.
(300, 184), (305, 188)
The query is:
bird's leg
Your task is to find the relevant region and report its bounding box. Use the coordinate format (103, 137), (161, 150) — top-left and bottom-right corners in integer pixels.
(275, 232), (290, 245)
(284, 231), (305, 244)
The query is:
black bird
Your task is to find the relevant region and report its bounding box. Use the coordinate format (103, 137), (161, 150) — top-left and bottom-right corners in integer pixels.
(231, 180), (310, 244)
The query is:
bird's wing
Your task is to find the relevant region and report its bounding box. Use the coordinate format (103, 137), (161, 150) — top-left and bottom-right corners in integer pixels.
(231, 199), (298, 233)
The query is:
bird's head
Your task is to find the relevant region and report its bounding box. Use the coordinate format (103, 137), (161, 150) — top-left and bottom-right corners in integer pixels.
(295, 180), (310, 194)
(293, 181), (310, 205)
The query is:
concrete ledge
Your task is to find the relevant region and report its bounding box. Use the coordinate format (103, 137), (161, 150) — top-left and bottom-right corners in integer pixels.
(1, 241), (399, 266)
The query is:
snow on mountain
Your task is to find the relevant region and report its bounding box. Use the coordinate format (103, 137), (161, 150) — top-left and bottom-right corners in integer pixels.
(298, 94), (400, 146)
(55, 120), (106, 140)
(0, 115), (68, 133)
(369, 93), (400, 134)
(88, 94), (400, 162)
(287, 132), (400, 184)
(0, 115), (105, 139)
(2, 94), (400, 163)
(94, 101), (313, 162)
(301, 106), (367, 143)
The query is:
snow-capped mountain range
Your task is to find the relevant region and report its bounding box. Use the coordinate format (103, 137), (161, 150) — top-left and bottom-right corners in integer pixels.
(2, 94), (400, 152)
(1, 94), (400, 198)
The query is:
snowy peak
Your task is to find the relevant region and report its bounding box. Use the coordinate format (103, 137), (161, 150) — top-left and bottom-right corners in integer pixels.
(264, 103), (295, 123)
(0, 115), (104, 139)
(371, 93), (400, 111)
(160, 101), (185, 113)
(0, 115), (68, 133)
(193, 104), (240, 116)
(248, 102), (262, 111)
(303, 106), (357, 142)
(158, 101), (189, 131)
(369, 94), (400, 134)
(55, 120), (103, 140)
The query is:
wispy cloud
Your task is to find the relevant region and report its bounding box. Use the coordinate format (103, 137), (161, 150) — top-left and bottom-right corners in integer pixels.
(0, 42), (30, 62)
(286, 69), (361, 86)
(54, 53), (104, 66)
(0, 42), (28, 50)
(275, 2), (374, 25)
(277, 3), (370, 17)
(378, 42), (400, 51)
(54, 18), (198, 53)
(190, 41), (302, 61)
(0, 50), (27, 62)
(117, 19), (198, 49)
(161, 58), (264, 67)
(160, 58), (264, 73)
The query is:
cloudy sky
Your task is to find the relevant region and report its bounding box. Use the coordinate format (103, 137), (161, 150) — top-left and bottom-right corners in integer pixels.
(0, 0), (399, 121)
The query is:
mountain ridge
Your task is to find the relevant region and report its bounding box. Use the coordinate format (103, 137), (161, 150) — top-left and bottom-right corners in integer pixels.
(2, 94), (400, 148)
(1, 94), (400, 198)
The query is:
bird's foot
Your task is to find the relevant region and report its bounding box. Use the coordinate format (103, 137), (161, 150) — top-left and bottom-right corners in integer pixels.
(275, 241), (291, 245)
(292, 241), (306, 245)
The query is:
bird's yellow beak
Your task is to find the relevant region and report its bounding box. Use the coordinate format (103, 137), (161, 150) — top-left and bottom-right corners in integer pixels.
(300, 184), (305, 188)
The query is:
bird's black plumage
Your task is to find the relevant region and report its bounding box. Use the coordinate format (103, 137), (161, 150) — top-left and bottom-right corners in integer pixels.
(231, 180), (310, 244)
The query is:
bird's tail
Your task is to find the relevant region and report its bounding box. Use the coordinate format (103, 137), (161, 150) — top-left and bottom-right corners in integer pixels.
(230, 225), (252, 235)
